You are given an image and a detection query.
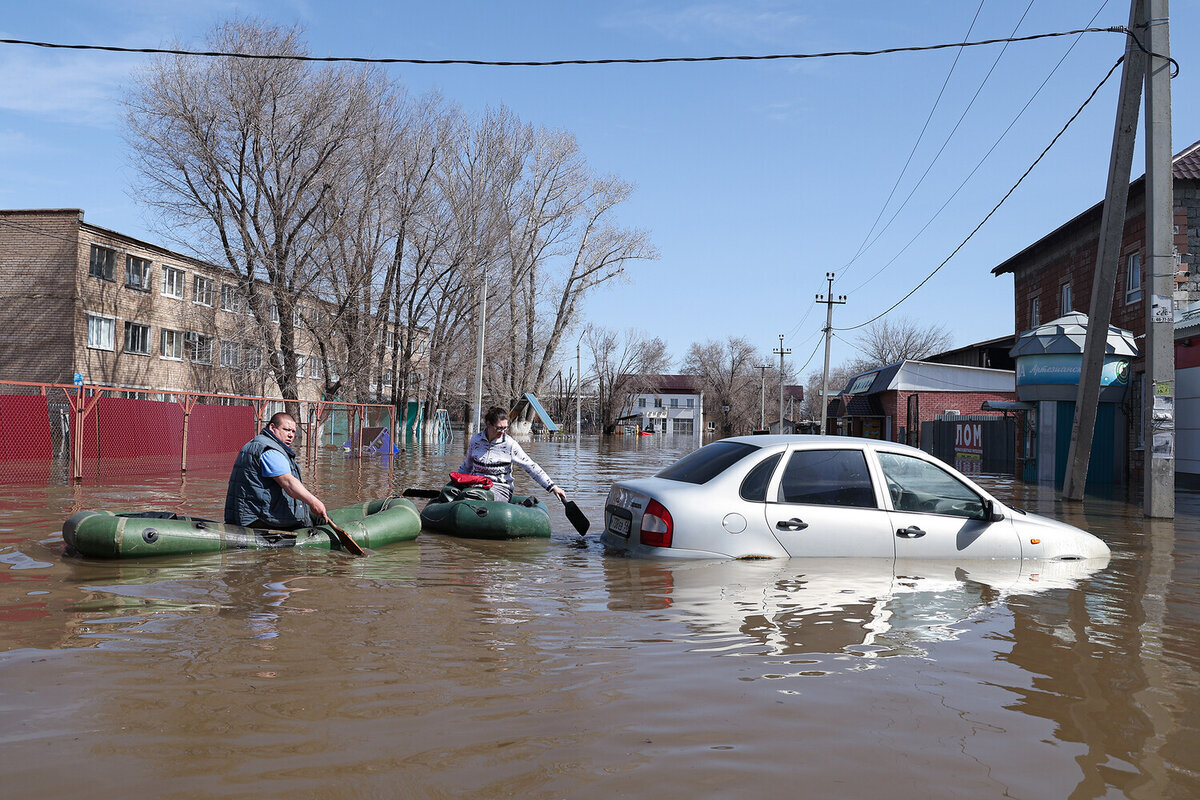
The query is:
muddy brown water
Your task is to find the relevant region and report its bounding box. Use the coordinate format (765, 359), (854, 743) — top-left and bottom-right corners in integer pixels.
(1, 435), (1198, 799)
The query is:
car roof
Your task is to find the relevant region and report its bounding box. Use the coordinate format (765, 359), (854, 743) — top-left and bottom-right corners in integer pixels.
(722, 434), (926, 456)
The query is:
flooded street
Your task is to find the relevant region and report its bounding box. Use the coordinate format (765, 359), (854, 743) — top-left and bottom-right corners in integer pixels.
(2, 435), (1198, 799)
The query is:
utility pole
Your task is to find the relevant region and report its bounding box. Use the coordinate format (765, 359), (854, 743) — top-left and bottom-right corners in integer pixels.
(773, 337), (790, 433)
(1063, 0), (1146, 500)
(816, 272), (846, 435)
(1144, 0), (1175, 517)
(757, 364), (770, 431)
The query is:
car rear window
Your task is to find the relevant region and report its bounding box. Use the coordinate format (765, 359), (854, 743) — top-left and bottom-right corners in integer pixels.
(656, 441), (760, 484)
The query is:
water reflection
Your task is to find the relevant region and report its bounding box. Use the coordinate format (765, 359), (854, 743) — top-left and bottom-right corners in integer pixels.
(601, 556), (1110, 662)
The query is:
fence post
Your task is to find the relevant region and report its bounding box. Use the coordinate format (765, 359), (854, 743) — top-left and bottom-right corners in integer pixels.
(178, 393), (197, 472)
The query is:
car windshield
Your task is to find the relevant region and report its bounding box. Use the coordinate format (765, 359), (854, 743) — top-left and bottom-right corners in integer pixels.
(656, 441), (760, 484)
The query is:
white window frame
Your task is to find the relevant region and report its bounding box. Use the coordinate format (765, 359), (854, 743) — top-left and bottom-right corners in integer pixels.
(220, 340), (242, 369)
(87, 314), (115, 351)
(161, 267), (185, 300)
(243, 347), (263, 371)
(1125, 252), (1143, 304)
(186, 332), (213, 364)
(160, 328), (184, 360)
(124, 321), (151, 355)
(1030, 296), (1040, 328)
(193, 275), (215, 307)
(125, 255), (151, 291)
(1059, 283), (1072, 316)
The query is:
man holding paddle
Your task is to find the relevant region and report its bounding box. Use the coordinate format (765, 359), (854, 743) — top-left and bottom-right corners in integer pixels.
(225, 412), (328, 531)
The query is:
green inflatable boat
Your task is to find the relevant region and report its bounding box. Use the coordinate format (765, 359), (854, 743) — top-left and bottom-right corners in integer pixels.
(63, 497), (421, 558)
(418, 485), (552, 540)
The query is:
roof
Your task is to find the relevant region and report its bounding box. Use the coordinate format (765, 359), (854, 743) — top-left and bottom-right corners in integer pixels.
(992, 139), (1200, 276)
(618, 373), (699, 393)
(1008, 312), (1139, 357)
(840, 360), (1015, 395)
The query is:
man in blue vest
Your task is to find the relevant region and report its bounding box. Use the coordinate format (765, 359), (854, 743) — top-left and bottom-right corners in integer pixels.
(225, 412), (328, 529)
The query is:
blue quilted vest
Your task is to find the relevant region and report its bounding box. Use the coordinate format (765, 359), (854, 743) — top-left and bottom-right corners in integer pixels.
(223, 430), (309, 528)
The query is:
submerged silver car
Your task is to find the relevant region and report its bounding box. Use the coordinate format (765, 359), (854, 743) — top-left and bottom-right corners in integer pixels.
(601, 435), (1110, 560)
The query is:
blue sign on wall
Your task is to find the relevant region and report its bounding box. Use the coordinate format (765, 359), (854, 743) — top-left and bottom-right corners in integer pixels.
(1016, 355), (1130, 387)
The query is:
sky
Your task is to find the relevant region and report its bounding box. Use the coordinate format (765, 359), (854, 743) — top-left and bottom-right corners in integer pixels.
(3, 0), (1198, 380)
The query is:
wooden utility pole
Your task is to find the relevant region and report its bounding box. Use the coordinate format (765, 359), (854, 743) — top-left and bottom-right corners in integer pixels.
(774, 337), (790, 432)
(1063, 0), (1146, 500)
(816, 272), (846, 435)
(1143, 0), (1175, 517)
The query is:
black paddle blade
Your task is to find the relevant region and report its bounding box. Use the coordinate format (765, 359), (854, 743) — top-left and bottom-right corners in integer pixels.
(562, 499), (590, 535)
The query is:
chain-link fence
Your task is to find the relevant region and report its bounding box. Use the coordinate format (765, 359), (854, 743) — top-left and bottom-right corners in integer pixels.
(0, 381), (397, 484)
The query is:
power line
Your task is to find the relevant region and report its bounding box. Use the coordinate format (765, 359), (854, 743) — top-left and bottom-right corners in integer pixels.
(0, 28), (1133, 67)
(836, 55), (1125, 333)
(843, 0), (1110, 297)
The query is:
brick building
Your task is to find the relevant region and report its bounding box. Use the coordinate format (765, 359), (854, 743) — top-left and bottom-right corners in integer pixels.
(0, 209), (417, 402)
(990, 140), (1200, 486)
(828, 360), (1015, 445)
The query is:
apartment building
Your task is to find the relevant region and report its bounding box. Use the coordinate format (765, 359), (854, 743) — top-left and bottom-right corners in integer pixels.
(0, 209), (413, 401)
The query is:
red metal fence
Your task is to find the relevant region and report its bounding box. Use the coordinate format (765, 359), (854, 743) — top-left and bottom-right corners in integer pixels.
(0, 381), (397, 484)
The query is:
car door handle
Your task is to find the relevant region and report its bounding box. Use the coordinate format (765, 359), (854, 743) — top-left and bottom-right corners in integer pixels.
(896, 526), (926, 538)
(776, 518), (809, 531)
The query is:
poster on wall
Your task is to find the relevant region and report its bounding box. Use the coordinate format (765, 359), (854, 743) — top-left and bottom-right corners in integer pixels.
(954, 421), (983, 475)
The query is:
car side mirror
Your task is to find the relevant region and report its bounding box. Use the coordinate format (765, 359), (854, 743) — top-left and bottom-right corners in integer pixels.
(982, 499), (1004, 523)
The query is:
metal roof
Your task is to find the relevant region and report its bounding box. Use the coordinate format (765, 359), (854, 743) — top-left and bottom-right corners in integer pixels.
(1009, 312), (1139, 357)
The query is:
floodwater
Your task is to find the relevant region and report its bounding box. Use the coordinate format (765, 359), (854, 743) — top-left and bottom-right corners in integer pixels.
(1, 435), (1198, 799)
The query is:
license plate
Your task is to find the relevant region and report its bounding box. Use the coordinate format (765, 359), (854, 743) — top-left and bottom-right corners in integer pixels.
(607, 507), (632, 537)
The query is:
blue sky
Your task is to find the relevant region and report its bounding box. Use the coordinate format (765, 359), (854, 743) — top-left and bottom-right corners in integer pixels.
(2, 1), (1197, 376)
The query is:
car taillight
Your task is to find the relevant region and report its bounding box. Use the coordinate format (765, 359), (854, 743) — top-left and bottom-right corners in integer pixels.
(640, 500), (673, 548)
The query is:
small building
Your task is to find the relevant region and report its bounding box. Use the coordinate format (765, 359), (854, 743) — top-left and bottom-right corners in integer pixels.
(828, 360), (1016, 447)
(619, 374), (703, 436)
(1004, 312), (1138, 487)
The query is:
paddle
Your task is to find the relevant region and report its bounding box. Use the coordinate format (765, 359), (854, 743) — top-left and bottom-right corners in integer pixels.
(323, 515), (367, 556)
(561, 496), (590, 536)
(403, 488), (442, 499)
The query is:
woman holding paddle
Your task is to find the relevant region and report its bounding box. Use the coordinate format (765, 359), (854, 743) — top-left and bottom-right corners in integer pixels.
(459, 407), (566, 504)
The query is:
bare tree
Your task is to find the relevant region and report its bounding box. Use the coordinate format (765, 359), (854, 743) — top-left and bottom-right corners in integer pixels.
(490, 119), (657, 418)
(126, 20), (380, 402)
(851, 317), (953, 370)
(585, 326), (670, 434)
(682, 336), (763, 436)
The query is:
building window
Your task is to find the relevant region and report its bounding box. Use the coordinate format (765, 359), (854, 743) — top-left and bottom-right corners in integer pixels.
(186, 332), (213, 364)
(220, 340), (242, 369)
(162, 266), (185, 299)
(269, 303), (280, 323)
(244, 347), (263, 371)
(309, 356), (322, 379)
(193, 275), (215, 307)
(124, 322), (151, 355)
(1125, 252), (1143, 304)
(86, 314), (114, 350)
(161, 329), (183, 360)
(88, 245), (115, 281)
(1059, 283), (1072, 315)
(125, 256), (151, 291)
(220, 284), (247, 313)
(1030, 297), (1040, 328)
(687, 398), (695, 408)
(654, 398), (663, 408)
(638, 397), (646, 408)
(670, 398), (679, 408)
